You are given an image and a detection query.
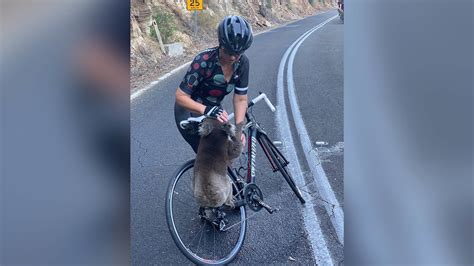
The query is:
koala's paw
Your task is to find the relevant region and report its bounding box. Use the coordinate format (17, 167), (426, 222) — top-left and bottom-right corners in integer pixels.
(236, 121), (245, 132)
(225, 198), (235, 209)
(228, 141), (243, 160)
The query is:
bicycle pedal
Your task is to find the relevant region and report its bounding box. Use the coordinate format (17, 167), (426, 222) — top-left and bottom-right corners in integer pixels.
(218, 220), (226, 231)
(216, 211), (226, 219)
(255, 197), (275, 214)
(211, 217), (228, 231)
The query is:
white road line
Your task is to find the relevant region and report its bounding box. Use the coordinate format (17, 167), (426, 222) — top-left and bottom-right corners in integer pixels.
(286, 15), (344, 245)
(276, 16), (337, 266)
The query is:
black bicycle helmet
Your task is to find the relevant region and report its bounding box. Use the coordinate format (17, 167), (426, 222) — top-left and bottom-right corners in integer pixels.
(217, 15), (253, 55)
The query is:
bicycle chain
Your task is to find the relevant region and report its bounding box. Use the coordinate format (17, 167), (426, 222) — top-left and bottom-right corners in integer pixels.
(221, 184), (261, 232)
(222, 211), (260, 232)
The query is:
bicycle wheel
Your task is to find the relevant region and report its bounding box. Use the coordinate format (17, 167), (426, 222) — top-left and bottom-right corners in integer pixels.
(165, 159), (247, 265)
(260, 136), (306, 204)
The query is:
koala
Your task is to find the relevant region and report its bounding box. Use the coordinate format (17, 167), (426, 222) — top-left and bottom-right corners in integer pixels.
(193, 119), (244, 208)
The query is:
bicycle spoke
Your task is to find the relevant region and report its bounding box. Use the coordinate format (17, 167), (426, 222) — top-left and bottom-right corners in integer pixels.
(173, 183), (197, 209)
(173, 196), (195, 209)
(174, 179), (193, 194)
(223, 210), (257, 232)
(213, 223), (217, 259)
(187, 221), (206, 251)
(196, 221), (207, 256)
(174, 183), (193, 194)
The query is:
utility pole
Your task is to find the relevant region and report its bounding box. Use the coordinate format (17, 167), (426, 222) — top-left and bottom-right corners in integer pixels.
(194, 10), (198, 36)
(152, 20), (166, 54)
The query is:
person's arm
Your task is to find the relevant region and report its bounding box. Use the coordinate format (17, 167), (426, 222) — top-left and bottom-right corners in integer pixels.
(176, 88), (229, 123)
(176, 52), (209, 114)
(233, 93), (247, 146)
(233, 55), (250, 125)
(175, 88), (206, 115)
(233, 94), (247, 125)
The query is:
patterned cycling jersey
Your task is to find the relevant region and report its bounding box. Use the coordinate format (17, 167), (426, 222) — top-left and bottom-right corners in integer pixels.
(179, 47), (249, 106)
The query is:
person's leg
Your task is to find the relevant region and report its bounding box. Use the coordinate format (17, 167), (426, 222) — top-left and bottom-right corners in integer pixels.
(174, 102), (200, 153)
(177, 125), (200, 153)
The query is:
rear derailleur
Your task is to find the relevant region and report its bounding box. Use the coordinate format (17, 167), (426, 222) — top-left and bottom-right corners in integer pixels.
(199, 207), (229, 231)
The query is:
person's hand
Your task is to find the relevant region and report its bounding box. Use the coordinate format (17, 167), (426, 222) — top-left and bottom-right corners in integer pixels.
(204, 106), (228, 124)
(218, 110), (229, 124)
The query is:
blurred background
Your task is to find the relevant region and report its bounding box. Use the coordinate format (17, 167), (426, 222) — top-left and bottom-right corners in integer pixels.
(0, 0), (472, 265)
(1, 0), (130, 264)
(345, 0), (472, 264)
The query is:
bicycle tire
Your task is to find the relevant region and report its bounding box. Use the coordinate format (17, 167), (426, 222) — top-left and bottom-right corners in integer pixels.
(260, 137), (306, 204)
(165, 159), (247, 265)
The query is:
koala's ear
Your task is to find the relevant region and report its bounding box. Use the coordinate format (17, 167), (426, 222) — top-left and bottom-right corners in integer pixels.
(198, 120), (214, 137)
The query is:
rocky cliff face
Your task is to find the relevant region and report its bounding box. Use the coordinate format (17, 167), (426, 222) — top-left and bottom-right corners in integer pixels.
(131, 0), (335, 90)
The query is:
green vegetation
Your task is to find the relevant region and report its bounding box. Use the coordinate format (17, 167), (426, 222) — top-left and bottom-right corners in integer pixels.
(150, 10), (176, 43)
(266, 0), (272, 9)
(197, 11), (220, 31)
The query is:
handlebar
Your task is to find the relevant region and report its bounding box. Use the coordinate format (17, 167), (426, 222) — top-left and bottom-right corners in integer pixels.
(249, 92), (276, 112)
(179, 92), (276, 129)
(228, 92), (276, 121)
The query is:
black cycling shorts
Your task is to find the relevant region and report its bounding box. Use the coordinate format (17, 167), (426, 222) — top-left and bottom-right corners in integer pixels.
(174, 102), (201, 153)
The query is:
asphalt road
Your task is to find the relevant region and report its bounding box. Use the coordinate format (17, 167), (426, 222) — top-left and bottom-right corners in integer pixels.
(131, 10), (343, 265)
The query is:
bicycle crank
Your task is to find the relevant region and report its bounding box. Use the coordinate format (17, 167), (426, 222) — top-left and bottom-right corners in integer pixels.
(243, 184), (275, 214)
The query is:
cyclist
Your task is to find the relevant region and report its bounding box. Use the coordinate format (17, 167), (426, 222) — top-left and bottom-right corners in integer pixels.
(337, 0), (344, 10)
(174, 15), (253, 153)
(337, 0), (344, 20)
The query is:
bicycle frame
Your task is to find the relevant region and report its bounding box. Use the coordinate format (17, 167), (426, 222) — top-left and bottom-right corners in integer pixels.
(226, 114), (291, 211)
(243, 112), (289, 184)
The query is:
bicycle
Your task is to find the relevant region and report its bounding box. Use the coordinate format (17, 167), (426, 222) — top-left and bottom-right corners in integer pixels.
(165, 92), (306, 265)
